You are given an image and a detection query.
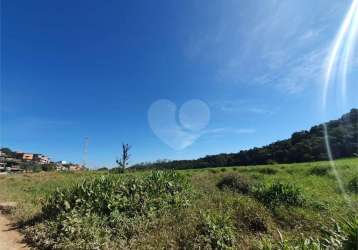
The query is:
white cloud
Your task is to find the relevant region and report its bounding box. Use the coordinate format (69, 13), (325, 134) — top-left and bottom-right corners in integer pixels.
(213, 100), (276, 115)
(184, 0), (349, 94)
(203, 127), (256, 136)
(254, 47), (328, 94)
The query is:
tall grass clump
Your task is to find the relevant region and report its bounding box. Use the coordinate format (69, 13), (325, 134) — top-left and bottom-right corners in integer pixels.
(233, 197), (274, 233)
(24, 170), (193, 249)
(309, 166), (330, 176)
(339, 215), (358, 250)
(217, 174), (251, 194)
(348, 176), (358, 193)
(257, 167), (278, 175)
(252, 182), (305, 208)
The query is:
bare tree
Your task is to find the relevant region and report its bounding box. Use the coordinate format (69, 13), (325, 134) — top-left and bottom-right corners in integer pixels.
(116, 143), (131, 172)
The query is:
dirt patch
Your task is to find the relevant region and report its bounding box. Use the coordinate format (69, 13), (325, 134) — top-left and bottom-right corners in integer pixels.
(0, 203), (28, 250)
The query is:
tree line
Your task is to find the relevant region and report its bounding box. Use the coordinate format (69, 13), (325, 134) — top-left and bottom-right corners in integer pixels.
(131, 109), (358, 170)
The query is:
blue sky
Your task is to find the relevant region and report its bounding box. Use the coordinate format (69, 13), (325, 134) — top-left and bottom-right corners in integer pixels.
(1, 0), (358, 168)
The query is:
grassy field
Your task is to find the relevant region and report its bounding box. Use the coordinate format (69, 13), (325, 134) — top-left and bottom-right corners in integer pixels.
(0, 158), (357, 249)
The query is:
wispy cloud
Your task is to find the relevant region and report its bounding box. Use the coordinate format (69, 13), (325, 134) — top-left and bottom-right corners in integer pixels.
(254, 47), (328, 94)
(299, 29), (324, 41)
(185, 0), (349, 94)
(203, 127), (256, 136)
(213, 100), (276, 115)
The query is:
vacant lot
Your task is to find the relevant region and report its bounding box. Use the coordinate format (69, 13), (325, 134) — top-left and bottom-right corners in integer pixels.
(0, 158), (357, 249)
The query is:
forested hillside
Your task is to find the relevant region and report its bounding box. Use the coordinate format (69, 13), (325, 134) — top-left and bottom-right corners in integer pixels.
(133, 109), (358, 170)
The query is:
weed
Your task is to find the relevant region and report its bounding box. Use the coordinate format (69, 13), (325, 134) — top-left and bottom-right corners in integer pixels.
(217, 174), (251, 194)
(25, 171), (193, 249)
(196, 212), (235, 250)
(209, 169), (219, 174)
(233, 197), (274, 233)
(309, 166), (330, 176)
(339, 215), (358, 250)
(348, 176), (358, 193)
(252, 182), (305, 207)
(258, 167), (278, 175)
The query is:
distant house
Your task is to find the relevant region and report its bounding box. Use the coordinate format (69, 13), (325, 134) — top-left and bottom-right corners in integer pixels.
(15, 152), (50, 164)
(68, 164), (85, 171)
(55, 163), (85, 171)
(16, 152), (34, 161)
(33, 154), (50, 164)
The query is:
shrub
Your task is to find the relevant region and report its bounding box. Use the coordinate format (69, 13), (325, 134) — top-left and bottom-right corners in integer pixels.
(196, 212), (235, 250)
(233, 197), (273, 233)
(348, 176), (358, 193)
(209, 169), (219, 174)
(24, 211), (113, 249)
(217, 174), (251, 194)
(26, 171), (192, 249)
(43, 170), (191, 219)
(257, 167), (278, 175)
(220, 168), (228, 172)
(309, 166), (330, 176)
(252, 182), (305, 207)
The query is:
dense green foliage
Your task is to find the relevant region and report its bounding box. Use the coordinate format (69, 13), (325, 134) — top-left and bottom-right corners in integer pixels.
(196, 212), (235, 249)
(25, 171), (192, 249)
(252, 182), (306, 207)
(132, 108), (358, 170)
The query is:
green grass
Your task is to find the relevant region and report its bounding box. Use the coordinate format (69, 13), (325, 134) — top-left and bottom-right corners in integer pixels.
(0, 158), (357, 249)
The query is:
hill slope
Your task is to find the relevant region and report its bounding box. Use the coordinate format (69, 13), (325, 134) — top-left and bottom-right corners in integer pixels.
(133, 108), (358, 170)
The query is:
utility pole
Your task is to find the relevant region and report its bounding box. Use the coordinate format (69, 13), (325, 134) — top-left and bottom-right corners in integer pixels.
(83, 137), (89, 168)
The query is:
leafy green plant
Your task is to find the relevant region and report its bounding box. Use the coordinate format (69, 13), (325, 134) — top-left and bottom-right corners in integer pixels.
(252, 182), (305, 207)
(217, 174), (251, 194)
(26, 171), (193, 249)
(196, 212), (235, 250)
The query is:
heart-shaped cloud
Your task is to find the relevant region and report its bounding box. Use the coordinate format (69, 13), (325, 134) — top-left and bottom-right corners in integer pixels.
(148, 99), (210, 150)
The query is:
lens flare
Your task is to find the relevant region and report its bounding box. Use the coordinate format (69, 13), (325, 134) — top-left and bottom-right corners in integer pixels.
(322, 0), (358, 206)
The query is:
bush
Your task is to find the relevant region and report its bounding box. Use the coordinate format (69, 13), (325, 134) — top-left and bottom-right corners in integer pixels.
(26, 171), (193, 249)
(252, 182), (305, 208)
(217, 174), (251, 194)
(25, 211), (114, 249)
(209, 169), (219, 174)
(257, 167), (278, 175)
(220, 168), (227, 172)
(309, 166), (330, 176)
(233, 197), (273, 233)
(348, 176), (358, 193)
(196, 212), (235, 250)
(43, 170), (191, 219)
